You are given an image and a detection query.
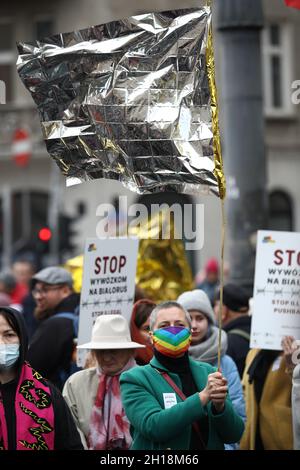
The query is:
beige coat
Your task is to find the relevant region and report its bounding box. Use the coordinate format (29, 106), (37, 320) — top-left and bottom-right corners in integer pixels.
(63, 368), (99, 449)
(240, 349), (293, 450)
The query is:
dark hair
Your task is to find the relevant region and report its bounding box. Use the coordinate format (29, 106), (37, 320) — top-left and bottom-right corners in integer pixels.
(0, 272), (17, 292)
(0, 309), (21, 338)
(134, 302), (156, 329)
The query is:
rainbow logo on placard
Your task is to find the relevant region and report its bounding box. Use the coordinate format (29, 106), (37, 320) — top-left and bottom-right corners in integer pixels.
(262, 236), (276, 244)
(88, 243), (97, 252)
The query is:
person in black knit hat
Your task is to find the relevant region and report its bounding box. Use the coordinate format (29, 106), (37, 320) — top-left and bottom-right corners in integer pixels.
(214, 283), (251, 378)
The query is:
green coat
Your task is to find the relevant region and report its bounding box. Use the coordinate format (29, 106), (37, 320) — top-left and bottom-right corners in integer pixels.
(120, 356), (244, 450)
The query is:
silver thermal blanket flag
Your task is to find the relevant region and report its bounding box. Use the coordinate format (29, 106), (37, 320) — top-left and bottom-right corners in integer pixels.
(17, 5), (225, 198)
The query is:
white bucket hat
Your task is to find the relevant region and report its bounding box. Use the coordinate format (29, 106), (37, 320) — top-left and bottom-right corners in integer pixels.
(77, 314), (145, 350)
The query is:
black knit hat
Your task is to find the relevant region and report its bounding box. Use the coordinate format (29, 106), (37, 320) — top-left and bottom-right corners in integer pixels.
(218, 283), (249, 313)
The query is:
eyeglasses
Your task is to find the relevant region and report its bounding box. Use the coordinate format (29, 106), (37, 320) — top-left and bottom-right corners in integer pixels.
(32, 285), (64, 297)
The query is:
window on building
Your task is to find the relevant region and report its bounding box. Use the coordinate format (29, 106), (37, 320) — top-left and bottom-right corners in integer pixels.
(0, 191), (49, 268)
(262, 23), (294, 118)
(269, 190), (293, 231)
(34, 17), (54, 40)
(12, 191), (49, 246)
(0, 20), (14, 103)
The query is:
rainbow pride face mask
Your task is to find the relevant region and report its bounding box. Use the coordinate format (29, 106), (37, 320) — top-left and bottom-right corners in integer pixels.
(152, 326), (191, 358)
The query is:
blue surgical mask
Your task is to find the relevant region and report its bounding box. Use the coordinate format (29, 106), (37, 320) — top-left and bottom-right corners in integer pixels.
(0, 344), (20, 369)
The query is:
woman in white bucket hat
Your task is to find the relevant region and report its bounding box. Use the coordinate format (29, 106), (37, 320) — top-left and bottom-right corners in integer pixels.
(62, 314), (144, 450)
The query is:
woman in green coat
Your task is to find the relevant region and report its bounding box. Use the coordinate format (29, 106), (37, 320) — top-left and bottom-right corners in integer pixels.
(120, 301), (244, 450)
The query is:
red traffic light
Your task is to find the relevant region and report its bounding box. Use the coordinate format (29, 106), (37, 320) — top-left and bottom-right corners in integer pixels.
(38, 227), (52, 242)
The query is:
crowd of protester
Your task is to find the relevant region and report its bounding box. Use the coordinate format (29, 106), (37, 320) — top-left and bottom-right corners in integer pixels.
(0, 257), (299, 450)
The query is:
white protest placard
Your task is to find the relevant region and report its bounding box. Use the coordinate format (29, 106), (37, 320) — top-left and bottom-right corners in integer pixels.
(250, 230), (300, 350)
(77, 238), (139, 365)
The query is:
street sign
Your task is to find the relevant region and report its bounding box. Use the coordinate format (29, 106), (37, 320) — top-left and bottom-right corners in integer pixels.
(251, 230), (300, 350)
(77, 237), (139, 366)
(12, 128), (32, 167)
(285, 0), (300, 9)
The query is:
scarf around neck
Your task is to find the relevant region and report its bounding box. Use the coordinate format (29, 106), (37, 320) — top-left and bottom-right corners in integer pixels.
(88, 357), (136, 450)
(0, 362), (54, 450)
(188, 326), (228, 365)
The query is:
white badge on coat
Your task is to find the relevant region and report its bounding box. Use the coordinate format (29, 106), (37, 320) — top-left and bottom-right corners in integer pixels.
(163, 393), (177, 409)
